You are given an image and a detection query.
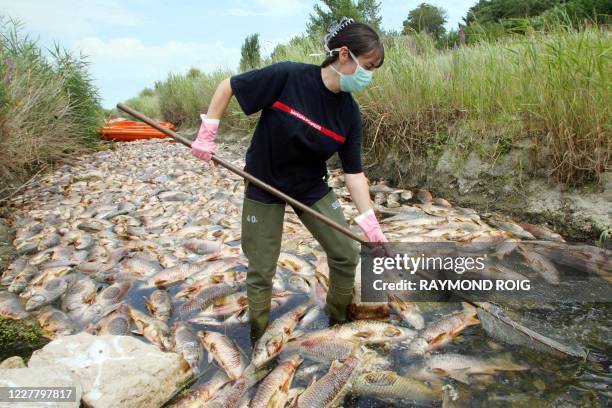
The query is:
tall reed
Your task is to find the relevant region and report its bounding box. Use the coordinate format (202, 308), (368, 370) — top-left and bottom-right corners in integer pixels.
(129, 25), (610, 186)
(0, 17), (104, 196)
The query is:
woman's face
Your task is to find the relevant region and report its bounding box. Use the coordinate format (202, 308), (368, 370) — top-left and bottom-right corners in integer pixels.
(334, 46), (381, 75)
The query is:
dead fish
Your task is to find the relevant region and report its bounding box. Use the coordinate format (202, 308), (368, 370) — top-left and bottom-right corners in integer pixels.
(307, 320), (415, 345)
(282, 336), (357, 363)
(369, 184), (395, 195)
(352, 370), (442, 403)
(145, 289), (172, 321)
(386, 193), (401, 208)
(473, 264), (528, 281)
(487, 218), (535, 240)
(388, 294), (425, 330)
(400, 190), (413, 202)
(173, 322), (204, 374)
(72, 232), (95, 251)
(277, 253), (314, 275)
(1, 257), (29, 286)
(373, 192), (386, 205)
(407, 353), (528, 384)
(292, 353), (362, 408)
(0, 291), (29, 319)
(38, 233), (61, 250)
(179, 283), (242, 318)
(8, 264), (39, 294)
(407, 303), (480, 355)
(25, 277), (69, 311)
(252, 304), (309, 368)
(517, 245), (560, 284)
(96, 280), (132, 307)
(432, 197), (452, 208)
(416, 189), (433, 204)
(201, 375), (250, 408)
(37, 306), (75, 338)
(76, 261), (114, 274)
(183, 238), (223, 255)
(173, 371), (230, 407)
(77, 219), (112, 232)
(190, 293), (248, 321)
(251, 355), (303, 408)
(158, 191), (192, 201)
(94, 303), (132, 336)
(520, 223), (565, 242)
(150, 262), (210, 287)
(129, 306), (172, 350)
(199, 330), (247, 380)
(119, 257), (163, 277)
(16, 241), (39, 255)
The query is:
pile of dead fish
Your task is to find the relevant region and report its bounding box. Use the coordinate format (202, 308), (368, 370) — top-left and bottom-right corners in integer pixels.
(0, 139), (608, 407)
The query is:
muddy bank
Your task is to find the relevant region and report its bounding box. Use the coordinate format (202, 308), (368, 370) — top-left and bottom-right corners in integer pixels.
(367, 144), (611, 243)
(218, 131), (609, 243)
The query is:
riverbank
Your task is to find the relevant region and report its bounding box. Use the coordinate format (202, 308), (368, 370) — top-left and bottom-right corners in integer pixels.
(216, 130), (610, 244)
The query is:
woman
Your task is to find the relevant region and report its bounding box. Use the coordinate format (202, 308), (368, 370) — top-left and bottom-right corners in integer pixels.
(191, 17), (389, 341)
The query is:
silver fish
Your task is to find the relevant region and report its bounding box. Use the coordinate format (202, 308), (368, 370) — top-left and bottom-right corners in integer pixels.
(173, 322), (204, 374)
(199, 330), (247, 380)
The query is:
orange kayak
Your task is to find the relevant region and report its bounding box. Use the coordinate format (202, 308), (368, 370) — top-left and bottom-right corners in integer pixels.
(99, 120), (176, 142)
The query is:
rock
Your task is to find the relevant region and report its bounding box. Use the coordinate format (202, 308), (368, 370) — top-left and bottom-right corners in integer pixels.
(0, 356), (26, 369)
(0, 367), (81, 407)
(28, 333), (191, 408)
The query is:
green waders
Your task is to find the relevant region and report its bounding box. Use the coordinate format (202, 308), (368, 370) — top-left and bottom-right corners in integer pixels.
(241, 188), (360, 341)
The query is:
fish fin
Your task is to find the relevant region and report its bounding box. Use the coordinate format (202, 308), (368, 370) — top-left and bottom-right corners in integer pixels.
(289, 330), (304, 340)
(84, 292), (97, 304)
(461, 302), (477, 314)
(267, 389), (287, 408)
(448, 368), (471, 384)
(330, 359), (342, 370)
(308, 375), (317, 387)
(432, 367), (448, 376)
(466, 314), (480, 326)
(354, 330), (373, 338)
(207, 352), (214, 364)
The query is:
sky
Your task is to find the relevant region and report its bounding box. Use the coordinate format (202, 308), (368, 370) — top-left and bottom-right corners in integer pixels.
(0, 0), (477, 109)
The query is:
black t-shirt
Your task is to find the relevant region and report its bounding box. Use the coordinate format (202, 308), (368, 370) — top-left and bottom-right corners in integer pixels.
(230, 61), (362, 206)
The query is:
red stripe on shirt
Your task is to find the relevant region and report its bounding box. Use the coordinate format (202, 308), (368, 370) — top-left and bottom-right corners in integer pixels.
(272, 101), (346, 143)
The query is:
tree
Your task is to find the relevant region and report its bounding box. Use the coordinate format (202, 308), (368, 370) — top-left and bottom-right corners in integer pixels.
(464, 0), (560, 24)
(239, 34), (261, 72)
(306, 0), (382, 37)
(402, 3), (447, 39)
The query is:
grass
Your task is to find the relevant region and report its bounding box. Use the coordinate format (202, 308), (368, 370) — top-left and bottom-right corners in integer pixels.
(0, 17), (104, 200)
(126, 23), (610, 187)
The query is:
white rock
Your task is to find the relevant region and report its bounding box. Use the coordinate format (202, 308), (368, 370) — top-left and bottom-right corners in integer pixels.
(0, 367), (81, 408)
(0, 356), (26, 369)
(28, 333), (191, 408)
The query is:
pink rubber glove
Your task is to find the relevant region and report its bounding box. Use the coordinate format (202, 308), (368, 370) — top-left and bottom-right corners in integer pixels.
(191, 114), (219, 161)
(355, 209), (388, 243)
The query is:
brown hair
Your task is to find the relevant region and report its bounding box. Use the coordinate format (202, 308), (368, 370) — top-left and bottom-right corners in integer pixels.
(321, 18), (384, 68)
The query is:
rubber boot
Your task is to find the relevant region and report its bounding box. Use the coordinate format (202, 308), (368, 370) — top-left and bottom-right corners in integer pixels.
(298, 190), (360, 323)
(241, 195), (285, 342)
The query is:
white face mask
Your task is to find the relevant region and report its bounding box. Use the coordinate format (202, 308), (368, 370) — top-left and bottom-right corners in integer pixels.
(328, 48), (373, 93)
